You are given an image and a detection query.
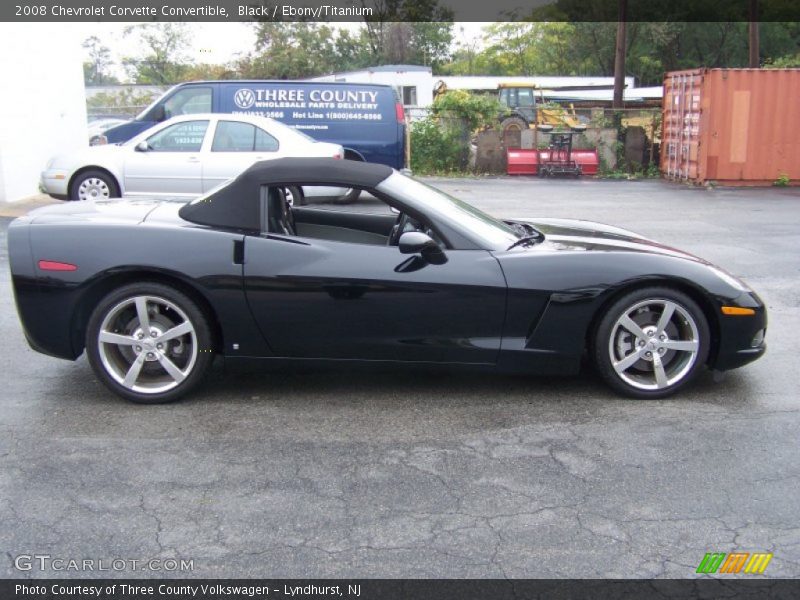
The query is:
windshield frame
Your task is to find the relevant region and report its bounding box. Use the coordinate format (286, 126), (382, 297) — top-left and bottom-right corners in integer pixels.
(375, 172), (519, 251)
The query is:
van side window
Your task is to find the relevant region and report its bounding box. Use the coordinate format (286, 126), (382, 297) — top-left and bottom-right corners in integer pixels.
(146, 120), (209, 152)
(164, 87), (212, 119)
(211, 121), (280, 152)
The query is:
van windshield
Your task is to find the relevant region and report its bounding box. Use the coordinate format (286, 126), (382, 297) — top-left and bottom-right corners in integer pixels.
(134, 85), (179, 121)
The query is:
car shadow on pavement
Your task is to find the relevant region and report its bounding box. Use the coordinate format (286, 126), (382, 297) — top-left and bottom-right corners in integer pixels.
(36, 355), (762, 417)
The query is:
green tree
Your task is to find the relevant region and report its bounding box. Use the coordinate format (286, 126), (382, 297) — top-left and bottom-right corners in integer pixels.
(82, 36), (118, 85)
(450, 21), (800, 86)
(361, 0), (453, 67)
(122, 23), (191, 84)
(239, 23), (323, 78)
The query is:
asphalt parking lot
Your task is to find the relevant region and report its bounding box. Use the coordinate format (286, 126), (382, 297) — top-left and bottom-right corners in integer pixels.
(1, 177), (799, 579)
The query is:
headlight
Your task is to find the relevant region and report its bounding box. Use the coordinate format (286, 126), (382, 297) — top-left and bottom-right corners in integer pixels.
(710, 266), (751, 292)
(45, 157), (56, 169)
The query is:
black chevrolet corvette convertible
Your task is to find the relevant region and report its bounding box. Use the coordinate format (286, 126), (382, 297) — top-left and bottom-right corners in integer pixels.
(9, 158), (766, 403)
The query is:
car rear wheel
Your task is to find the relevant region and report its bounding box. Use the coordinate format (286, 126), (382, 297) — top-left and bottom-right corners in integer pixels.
(86, 283), (214, 404)
(593, 287), (710, 398)
(70, 170), (120, 201)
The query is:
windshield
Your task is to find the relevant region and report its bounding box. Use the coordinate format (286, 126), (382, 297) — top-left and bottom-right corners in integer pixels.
(134, 85), (179, 121)
(378, 173), (519, 250)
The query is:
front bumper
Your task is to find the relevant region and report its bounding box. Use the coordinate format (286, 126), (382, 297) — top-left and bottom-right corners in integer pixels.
(712, 291), (768, 371)
(40, 168), (70, 198)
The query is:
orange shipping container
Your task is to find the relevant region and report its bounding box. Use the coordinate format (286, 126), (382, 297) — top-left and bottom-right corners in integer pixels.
(661, 68), (800, 186)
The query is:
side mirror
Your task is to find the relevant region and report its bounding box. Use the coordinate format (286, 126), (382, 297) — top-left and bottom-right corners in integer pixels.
(152, 104), (166, 122)
(135, 141), (151, 152)
(398, 231), (447, 265)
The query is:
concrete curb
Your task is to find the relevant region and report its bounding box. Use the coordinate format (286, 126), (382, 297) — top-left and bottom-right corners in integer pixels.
(0, 194), (62, 218)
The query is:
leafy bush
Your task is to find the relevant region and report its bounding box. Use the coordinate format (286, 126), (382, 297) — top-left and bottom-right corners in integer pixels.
(774, 172), (790, 187)
(410, 91), (501, 174)
(410, 119), (467, 174)
(430, 90), (501, 131)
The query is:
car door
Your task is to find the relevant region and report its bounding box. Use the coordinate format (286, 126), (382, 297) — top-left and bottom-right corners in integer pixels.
(123, 120), (209, 195)
(242, 234), (508, 364)
(201, 119), (282, 192)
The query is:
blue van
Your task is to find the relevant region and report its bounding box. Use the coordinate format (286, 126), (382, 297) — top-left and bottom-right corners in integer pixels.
(103, 81), (407, 170)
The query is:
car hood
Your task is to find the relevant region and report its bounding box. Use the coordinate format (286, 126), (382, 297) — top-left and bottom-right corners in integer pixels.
(511, 217), (709, 264)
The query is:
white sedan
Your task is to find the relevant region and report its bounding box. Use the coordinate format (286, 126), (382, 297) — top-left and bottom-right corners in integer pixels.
(41, 113), (348, 202)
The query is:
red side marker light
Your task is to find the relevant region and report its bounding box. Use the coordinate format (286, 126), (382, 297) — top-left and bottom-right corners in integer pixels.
(38, 260), (77, 272)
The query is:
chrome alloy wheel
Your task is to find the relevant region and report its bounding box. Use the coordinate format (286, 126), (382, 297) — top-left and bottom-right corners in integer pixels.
(77, 177), (111, 201)
(97, 295), (198, 394)
(608, 299), (700, 391)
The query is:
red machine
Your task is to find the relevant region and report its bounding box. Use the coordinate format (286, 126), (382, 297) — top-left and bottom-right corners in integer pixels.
(506, 125), (599, 177)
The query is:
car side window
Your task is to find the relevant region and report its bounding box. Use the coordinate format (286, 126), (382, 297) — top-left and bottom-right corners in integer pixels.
(212, 121), (255, 152)
(146, 120), (209, 152)
(211, 121), (280, 152)
(254, 127), (279, 152)
(163, 87), (212, 119)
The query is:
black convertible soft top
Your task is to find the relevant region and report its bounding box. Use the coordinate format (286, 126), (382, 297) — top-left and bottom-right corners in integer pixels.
(179, 158), (395, 231)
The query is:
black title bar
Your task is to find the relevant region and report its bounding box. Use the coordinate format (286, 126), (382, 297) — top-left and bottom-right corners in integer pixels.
(2, 0), (800, 23)
(3, 579), (800, 600)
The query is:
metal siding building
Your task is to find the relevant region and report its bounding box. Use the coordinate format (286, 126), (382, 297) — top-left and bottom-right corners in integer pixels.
(662, 68), (800, 186)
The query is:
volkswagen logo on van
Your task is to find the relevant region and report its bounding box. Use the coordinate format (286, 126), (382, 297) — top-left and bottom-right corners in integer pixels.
(233, 88), (256, 109)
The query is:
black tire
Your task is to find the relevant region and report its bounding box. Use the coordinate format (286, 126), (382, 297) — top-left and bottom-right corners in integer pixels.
(69, 169), (120, 201)
(499, 116), (529, 133)
(285, 186), (306, 206)
(592, 287), (710, 399)
(332, 187), (362, 204)
(332, 153), (364, 204)
(85, 282), (215, 404)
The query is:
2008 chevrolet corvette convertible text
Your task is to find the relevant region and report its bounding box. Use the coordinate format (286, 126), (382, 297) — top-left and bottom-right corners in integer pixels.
(8, 158), (766, 403)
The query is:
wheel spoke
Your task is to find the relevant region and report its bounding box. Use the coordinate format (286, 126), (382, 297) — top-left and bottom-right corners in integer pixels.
(157, 353), (187, 383)
(653, 355), (668, 388)
(618, 314), (648, 341)
(134, 297), (151, 332)
(613, 347), (646, 373)
(158, 321), (193, 342)
(99, 331), (138, 346)
(122, 353), (146, 388)
(656, 301), (676, 334)
(660, 339), (699, 352)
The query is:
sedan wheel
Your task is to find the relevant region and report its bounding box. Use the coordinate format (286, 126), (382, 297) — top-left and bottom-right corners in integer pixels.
(70, 170), (120, 201)
(593, 287), (710, 398)
(86, 283), (214, 403)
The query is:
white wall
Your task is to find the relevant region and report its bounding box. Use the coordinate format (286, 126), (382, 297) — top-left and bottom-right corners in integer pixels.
(0, 24), (87, 203)
(312, 67), (435, 107)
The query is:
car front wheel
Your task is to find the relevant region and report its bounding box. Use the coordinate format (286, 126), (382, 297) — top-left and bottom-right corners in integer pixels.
(593, 287), (710, 398)
(70, 170), (120, 201)
(86, 283), (214, 403)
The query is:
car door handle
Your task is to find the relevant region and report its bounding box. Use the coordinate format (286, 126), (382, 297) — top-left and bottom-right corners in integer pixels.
(187, 156), (200, 163)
